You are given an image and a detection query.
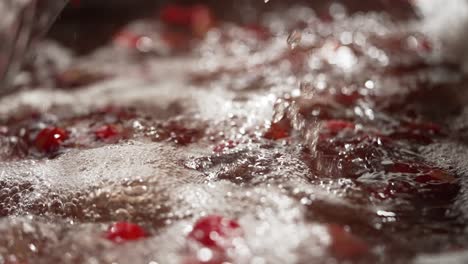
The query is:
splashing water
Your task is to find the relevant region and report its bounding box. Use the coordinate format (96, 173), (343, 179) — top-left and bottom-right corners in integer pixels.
(0, 0), (67, 93)
(272, 91), (321, 154)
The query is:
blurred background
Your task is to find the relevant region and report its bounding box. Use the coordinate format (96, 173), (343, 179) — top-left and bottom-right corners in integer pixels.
(49, 0), (415, 54)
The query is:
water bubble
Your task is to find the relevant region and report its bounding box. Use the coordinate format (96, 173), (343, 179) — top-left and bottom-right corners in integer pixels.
(114, 208), (131, 220)
(197, 247), (213, 262)
(300, 197), (312, 205)
(340, 31), (353, 45)
(365, 80), (375, 89)
(328, 46), (357, 70)
(122, 179), (149, 197)
(132, 120), (145, 131)
(329, 3), (347, 20)
(63, 202), (78, 216)
(287, 30), (302, 50)
(136, 36), (153, 53)
(48, 199), (63, 213)
(9, 186), (19, 195)
(29, 243), (38, 253)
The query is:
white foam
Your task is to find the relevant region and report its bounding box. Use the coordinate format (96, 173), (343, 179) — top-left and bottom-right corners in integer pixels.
(0, 58), (197, 117)
(0, 141), (202, 191)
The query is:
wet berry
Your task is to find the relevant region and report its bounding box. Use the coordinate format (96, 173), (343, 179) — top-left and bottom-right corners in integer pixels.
(160, 5), (193, 26)
(95, 124), (119, 140)
(105, 222), (146, 243)
(335, 90), (361, 106)
(161, 31), (191, 50)
(264, 121), (291, 140)
(113, 30), (142, 49)
(160, 4), (215, 37)
(34, 127), (69, 153)
(327, 224), (369, 259)
(190, 5), (215, 37)
(188, 215), (242, 248)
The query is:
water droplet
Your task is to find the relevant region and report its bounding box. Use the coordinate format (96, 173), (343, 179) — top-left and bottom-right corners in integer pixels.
(287, 30), (302, 50)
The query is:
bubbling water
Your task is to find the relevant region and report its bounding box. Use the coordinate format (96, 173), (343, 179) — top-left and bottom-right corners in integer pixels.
(0, 1), (466, 263)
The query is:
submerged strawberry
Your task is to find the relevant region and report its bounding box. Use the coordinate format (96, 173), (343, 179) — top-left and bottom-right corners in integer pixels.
(95, 124), (119, 140)
(264, 121), (291, 140)
(113, 30), (143, 50)
(190, 5), (215, 37)
(327, 224), (369, 259)
(160, 5), (193, 26)
(105, 222), (146, 243)
(34, 127), (69, 153)
(160, 4), (215, 37)
(188, 215), (242, 248)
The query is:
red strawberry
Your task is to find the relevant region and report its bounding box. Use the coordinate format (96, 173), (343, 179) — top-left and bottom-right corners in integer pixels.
(35, 127), (69, 153)
(105, 222), (146, 243)
(188, 215), (242, 248)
